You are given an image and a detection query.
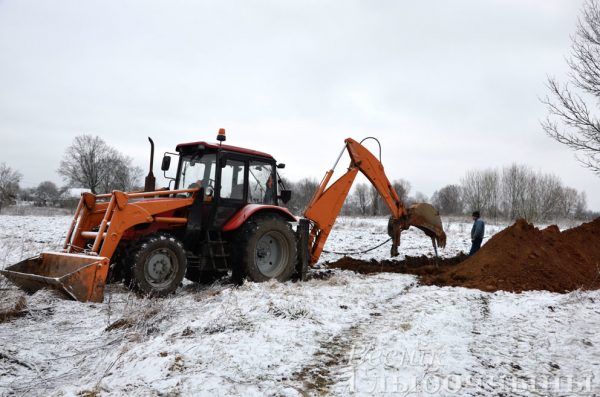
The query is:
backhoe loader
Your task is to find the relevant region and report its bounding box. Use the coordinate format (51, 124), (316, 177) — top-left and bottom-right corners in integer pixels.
(0, 130), (446, 302)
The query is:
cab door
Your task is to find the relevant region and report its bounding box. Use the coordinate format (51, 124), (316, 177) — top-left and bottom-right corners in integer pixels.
(213, 155), (247, 229)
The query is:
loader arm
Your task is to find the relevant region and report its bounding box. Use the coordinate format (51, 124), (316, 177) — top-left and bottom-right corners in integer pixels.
(303, 138), (446, 265)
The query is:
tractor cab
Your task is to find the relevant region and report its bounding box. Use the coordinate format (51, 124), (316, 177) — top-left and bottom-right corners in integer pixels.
(174, 142), (278, 205)
(163, 138), (286, 230)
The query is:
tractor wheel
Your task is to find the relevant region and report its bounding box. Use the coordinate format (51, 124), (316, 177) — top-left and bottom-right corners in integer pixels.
(107, 243), (131, 284)
(235, 215), (297, 282)
(129, 234), (187, 296)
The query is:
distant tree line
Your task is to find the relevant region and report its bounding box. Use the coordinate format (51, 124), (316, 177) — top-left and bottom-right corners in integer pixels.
(282, 177), (429, 217)
(454, 164), (589, 222)
(1, 135), (594, 223)
(282, 163), (593, 222)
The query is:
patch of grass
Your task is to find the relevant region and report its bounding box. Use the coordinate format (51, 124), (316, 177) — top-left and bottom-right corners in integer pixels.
(104, 318), (134, 332)
(0, 295), (27, 323)
(268, 302), (310, 320)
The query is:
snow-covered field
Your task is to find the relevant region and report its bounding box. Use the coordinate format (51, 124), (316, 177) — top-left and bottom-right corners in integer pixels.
(0, 215), (598, 396)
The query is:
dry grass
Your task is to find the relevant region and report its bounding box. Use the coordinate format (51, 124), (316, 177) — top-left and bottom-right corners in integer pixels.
(1, 205), (72, 217)
(0, 295), (27, 323)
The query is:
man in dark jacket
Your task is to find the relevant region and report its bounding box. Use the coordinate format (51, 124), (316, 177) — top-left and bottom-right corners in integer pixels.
(469, 211), (485, 255)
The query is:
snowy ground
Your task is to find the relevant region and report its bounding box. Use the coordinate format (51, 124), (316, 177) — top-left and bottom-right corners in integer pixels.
(0, 215), (598, 396)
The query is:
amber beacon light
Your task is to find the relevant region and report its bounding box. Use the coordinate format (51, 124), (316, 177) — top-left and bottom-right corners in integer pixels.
(217, 128), (226, 143)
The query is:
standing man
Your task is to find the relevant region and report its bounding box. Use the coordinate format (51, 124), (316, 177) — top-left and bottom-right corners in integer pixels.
(470, 211), (485, 255)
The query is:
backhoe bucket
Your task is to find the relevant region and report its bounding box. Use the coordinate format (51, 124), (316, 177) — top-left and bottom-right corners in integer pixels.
(0, 252), (110, 302)
(408, 203), (447, 248)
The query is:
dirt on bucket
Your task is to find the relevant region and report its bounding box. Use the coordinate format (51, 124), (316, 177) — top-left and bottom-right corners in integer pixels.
(326, 217), (600, 293)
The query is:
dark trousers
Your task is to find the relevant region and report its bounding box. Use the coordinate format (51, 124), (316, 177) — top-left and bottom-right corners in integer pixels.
(469, 238), (483, 256)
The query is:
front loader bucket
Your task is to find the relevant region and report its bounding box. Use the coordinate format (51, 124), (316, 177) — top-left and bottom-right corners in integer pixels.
(0, 252), (110, 303)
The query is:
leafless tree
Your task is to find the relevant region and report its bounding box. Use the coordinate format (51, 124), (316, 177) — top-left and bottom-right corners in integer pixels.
(542, 0), (600, 174)
(98, 153), (144, 194)
(58, 135), (142, 194)
(575, 191), (588, 218)
(369, 186), (383, 215)
(35, 181), (60, 206)
(407, 191), (429, 206)
(482, 169), (500, 218)
(461, 168), (502, 218)
(461, 164), (589, 222)
(561, 188), (588, 219)
(534, 174), (564, 220)
(354, 183), (369, 215)
(0, 163), (22, 212)
(501, 164), (529, 219)
(431, 184), (463, 215)
(392, 179), (411, 204)
(560, 186), (580, 218)
(282, 177), (320, 213)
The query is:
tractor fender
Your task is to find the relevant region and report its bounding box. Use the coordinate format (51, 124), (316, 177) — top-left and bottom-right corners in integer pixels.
(222, 204), (298, 232)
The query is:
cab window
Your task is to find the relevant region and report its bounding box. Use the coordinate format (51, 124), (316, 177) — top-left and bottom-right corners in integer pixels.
(180, 153), (216, 195)
(249, 161), (275, 204)
(220, 159), (246, 200)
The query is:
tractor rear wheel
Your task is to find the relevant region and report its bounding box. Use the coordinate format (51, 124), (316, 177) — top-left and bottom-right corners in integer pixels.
(129, 234), (187, 296)
(235, 215), (297, 282)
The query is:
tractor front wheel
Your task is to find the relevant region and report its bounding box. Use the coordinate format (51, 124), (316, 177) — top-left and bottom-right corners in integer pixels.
(130, 234), (187, 296)
(235, 215), (297, 282)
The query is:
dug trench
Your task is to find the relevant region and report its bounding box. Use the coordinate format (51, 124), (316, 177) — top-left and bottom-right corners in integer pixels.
(326, 217), (600, 294)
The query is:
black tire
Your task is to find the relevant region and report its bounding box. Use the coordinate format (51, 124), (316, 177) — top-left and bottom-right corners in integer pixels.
(106, 257), (124, 285)
(106, 243), (131, 284)
(129, 234), (187, 296)
(234, 215), (297, 282)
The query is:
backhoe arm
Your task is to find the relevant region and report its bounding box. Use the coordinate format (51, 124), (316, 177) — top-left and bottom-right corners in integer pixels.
(303, 138), (446, 265)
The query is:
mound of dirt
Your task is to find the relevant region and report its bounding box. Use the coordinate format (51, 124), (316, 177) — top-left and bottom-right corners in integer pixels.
(327, 218), (600, 293)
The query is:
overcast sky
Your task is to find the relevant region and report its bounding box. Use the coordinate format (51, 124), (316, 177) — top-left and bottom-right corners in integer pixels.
(1, 0), (599, 211)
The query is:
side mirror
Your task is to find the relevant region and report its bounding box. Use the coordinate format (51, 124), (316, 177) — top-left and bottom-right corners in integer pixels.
(277, 163), (286, 169)
(161, 156), (171, 171)
(279, 189), (292, 204)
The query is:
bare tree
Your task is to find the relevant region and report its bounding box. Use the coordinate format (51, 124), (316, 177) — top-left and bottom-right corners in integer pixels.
(354, 183), (369, 216)
(98, 152), (144, 193)
(575, 191), (588, 219)
(431, 184), (463, 215)
(534, 174), (564, 220)
(0, 163), (22, 212)
(58, 135), (142, 194)
(459, 164), (589, 221)
(407, 191), (429, 206)
(461, 169), (488, 214)
(501, 164), (529, 219)
(542, 0), (600, 174)
(282, 177), (320, 213)
(35, 181), (60, 206)
(482, 169), (500, 218)
(392, 179), (411, 204)
(369, 186), (382, 215)
(559, 186), (580, 219)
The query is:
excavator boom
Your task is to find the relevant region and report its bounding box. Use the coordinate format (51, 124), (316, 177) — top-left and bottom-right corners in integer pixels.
(303, 138), (446, 265)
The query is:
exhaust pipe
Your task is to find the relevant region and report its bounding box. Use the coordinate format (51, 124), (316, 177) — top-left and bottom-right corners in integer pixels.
(144, 137), (156, 192)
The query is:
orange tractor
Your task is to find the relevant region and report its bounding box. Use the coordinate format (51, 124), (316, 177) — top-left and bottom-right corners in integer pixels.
(0, 130), (446, 302)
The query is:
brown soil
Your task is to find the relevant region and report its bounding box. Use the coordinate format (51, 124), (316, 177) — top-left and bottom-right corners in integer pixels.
(326, 218), (600, 293)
